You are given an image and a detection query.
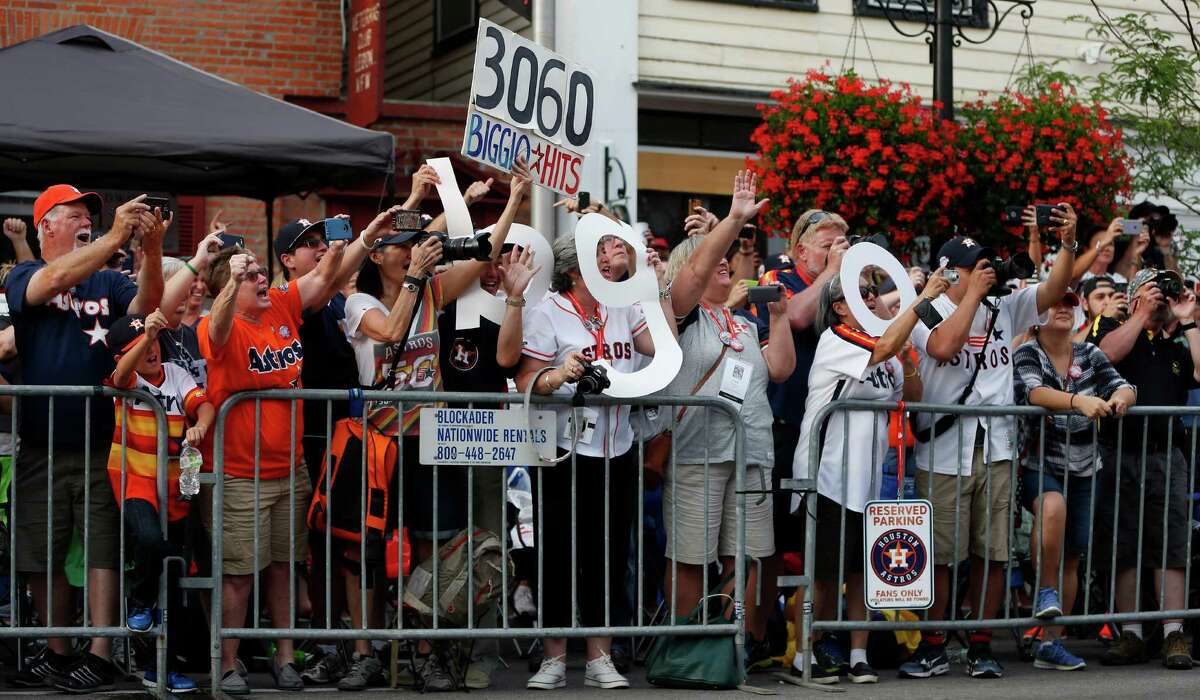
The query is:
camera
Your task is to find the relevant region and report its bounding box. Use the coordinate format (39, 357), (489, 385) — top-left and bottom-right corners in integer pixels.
(324, 218), (353, 242)
(414, 230), (493, 263)
(1153, 270), (1184, 300)
(982, 252), (1034, 297)
(747, 284), (782, 304)
(942, 269), (960, 285)
(1034, 204), (1058, 228)
(848, 232), (890, 252)
(393, 209), (425, 232)
(574, 362), (610, 396)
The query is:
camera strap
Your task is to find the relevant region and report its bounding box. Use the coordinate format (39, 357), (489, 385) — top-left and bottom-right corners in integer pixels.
(914, 302), (999, 443)
(371, 276), (428, 392)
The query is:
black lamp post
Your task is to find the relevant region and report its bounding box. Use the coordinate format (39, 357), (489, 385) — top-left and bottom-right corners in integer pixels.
(868, 0), (1036, 120)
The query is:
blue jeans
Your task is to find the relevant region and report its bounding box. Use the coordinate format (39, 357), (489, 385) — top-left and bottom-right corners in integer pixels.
(1019, 469), (1095, 556)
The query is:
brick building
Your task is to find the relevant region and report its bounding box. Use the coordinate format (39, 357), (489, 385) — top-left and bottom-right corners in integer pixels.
(0, 0), (519, 261)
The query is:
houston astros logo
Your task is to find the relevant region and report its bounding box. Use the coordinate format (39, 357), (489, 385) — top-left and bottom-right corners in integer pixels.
(869, 528), (927, 586)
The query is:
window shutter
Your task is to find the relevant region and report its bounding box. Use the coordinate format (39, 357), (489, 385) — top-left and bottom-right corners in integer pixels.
(172, 196), (207, 257)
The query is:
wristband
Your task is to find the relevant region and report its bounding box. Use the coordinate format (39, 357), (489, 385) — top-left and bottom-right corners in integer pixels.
(658, 281), (672, 300)
(1069, 394), (1076, 410)
(404, 275), (425, 287)
(505, 296), (526, 308)
(1180, 321), (1197, 333)
(184, 261), (199, 276)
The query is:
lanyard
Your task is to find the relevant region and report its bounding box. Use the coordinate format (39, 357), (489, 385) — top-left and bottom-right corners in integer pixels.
(701, 302), (745, 352)
(564, 291), (607, 359)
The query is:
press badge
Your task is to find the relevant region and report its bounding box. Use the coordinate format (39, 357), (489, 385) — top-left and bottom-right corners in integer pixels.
(717, 358), (752, 407)
(566, 407), (600, 445)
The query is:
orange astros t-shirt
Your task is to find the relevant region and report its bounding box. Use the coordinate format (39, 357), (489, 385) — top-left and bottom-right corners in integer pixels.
(198, 284), (304, 480)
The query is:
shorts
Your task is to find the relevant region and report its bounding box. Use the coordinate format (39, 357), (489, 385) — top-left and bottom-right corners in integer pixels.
(202, 469), (312, 576)
(1094, 446), (1190, 570)
(14, 445), (119, 572)
(916, 450), (1013, 565)
(663, 461), (774, 565)
(1020, 468), (1096, 556)
(771, 420), (804, 554)
(401, 436), (467, 540)
(795, 493), (863, 580)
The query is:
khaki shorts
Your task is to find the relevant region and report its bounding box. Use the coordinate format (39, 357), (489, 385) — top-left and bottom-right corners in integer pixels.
(916, 450), (1012, 565)
(201, 470), (312, 576)
(663, 461), (774, 565)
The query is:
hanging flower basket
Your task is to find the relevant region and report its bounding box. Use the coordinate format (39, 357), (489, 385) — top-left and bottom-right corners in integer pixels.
(748, 69), (966, 247)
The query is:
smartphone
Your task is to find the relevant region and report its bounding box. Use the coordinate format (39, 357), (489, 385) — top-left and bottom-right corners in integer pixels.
(144, 196), (171, 219)
(747, 284), (783, 304)
(738, 224), (757, 240)
(1121, 218), (1144, 237)
(218, 232), (245, 250)
(394, 209), (423, 231)
(1035, 204), (1057, 228)
(324, 218), (353, 242)
(577, 191), (590, 210)
(1002, 205), (1023, 225)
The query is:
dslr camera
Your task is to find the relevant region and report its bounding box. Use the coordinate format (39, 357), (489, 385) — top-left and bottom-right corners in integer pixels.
(574, 362), (610, 397)
(982, 252), (1035, 297)
(1153, 270), (1184, 300)
(848, 232), (890, 252)
(393, 209), (493, 263)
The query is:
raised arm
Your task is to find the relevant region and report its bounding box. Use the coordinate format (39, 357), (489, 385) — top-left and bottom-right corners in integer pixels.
(332, 207), (405, 300)
(3, 219), (33, 264)
(113, 309), (167, 389)
(294, 240), (347, 311)
(925, 260), (993, 362)
(22, 196), (149, 307)
(496, 247), (539, 368)
(207, 253), (250, 349)
(161, 232), (223, 327)
(438, 166), (531, 306)
(1169, 293), (1200, 382)
(762, 299), (796, 382)
(873, 270), (951, 364)
(129, 207), (168, 315)
(357, 237), (441, 343)
(1073, 219), (1119, 281)
(1098, 284), (1161, 364)
(1034, 202), (1077, 314)
(671, 170), (767, 316)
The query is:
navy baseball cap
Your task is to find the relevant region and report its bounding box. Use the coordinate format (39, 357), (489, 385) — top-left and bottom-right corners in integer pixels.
(273, 218), (327, 260)
(937, 236), (995, 269)
(108, 314), (149, 355)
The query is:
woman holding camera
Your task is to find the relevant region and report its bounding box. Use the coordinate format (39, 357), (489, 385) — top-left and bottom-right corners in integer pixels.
(515, 230), (672, 691)
(658, 171), (795, 668)
(343, 188), (517, 690)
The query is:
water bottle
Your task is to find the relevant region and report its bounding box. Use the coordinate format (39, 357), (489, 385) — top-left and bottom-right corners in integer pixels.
(178, 441), (202, 501)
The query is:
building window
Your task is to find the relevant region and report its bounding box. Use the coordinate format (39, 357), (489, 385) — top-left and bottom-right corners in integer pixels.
(853, 0), (987, 29)
(701, 0), (818, 10)
(639, 111), (760, 152)
(434, 0), (478, 51)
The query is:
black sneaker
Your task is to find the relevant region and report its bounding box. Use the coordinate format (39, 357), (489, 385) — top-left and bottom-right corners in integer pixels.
(745, 636), (780, 673)
(9, 648), (74, 688)
(790, 661), (839, 685)
(965, 643), (1004, 679)
(898, 640), (950, 678)
(848, 661), (879, 684)
(51, 652), (115, 694)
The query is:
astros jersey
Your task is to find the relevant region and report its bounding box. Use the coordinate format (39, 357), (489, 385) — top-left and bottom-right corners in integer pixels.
(522, 292), (647, 458)
(107, 362), (207, 521)
(198, 283), (305, 479)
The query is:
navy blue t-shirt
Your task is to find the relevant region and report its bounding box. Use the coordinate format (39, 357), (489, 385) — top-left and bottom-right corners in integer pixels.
(753, 265), (819, 428)
(6, 261), (137, 447)
(299, 292), (360, 433)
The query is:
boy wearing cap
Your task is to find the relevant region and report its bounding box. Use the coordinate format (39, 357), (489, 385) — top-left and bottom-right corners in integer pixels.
(1089, 268), (1200, 669)
(106, 309), (213, 692)
(1076, 276), (1126, 342)
(5, 185), (166, 691)
(901, 204), (1078, 680)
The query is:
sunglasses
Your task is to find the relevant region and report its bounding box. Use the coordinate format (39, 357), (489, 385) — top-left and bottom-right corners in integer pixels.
(243, 267), (266, 280)
(833, 285), (877, 302)
(290, 236), (326, 252)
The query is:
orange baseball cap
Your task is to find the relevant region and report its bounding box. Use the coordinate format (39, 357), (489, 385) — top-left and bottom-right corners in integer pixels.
(33, 184), (102, 227)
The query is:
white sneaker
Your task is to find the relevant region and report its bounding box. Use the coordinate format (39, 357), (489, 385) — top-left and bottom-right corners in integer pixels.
(514, 584), (537, 616)
(585, 653), (630, 689)
(527, 654), (567, 690)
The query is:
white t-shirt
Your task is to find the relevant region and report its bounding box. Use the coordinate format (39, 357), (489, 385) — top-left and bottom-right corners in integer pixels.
(522, 292), (647, 458)
(910, 285), (1045, 475)
(792, 325), (902, 514)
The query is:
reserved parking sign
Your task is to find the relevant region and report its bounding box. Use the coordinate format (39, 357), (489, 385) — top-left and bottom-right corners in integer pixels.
(863, 499), (934, 610)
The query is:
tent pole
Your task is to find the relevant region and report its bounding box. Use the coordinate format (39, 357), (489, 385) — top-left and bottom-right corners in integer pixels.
(265, 199), (274, 283)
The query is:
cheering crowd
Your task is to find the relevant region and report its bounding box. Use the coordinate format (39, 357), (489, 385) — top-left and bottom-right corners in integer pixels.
(0, 161), (1196, 694)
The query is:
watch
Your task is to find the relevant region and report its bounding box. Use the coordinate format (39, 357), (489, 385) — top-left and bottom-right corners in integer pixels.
(402, 281), (419, 294)
(1062, 238), (1078, 254)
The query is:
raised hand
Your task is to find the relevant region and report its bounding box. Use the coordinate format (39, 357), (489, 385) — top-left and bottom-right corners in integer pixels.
(729, 170), (769, 224)
(110, 195), (151, 243)
(408, 164), (441, 205)
(464, 178), (495, 206)
(684, 207), (718, 237)
(3, 218), (27, 242)
(499, 247), (538, 298)
(407, 235), (443, 277)
(144, 308), (168, 340)
(922, 266), (950, 300)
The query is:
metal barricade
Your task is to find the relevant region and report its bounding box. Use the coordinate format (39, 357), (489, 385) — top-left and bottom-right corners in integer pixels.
(206, 388), (751, 690)
(0, 385), (172, 696)
(795, 399), (1200, 684)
